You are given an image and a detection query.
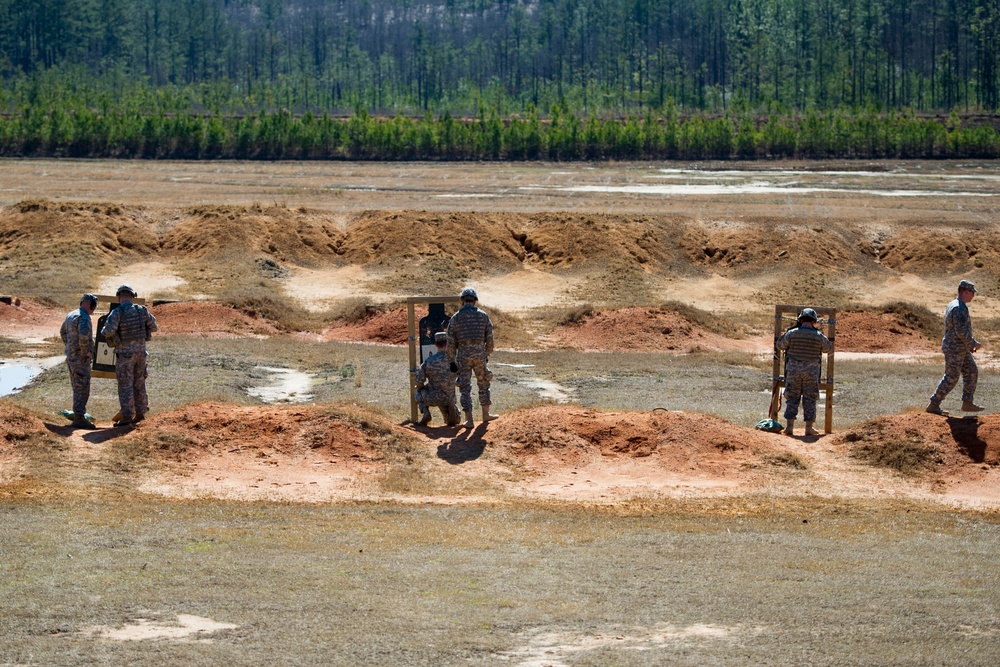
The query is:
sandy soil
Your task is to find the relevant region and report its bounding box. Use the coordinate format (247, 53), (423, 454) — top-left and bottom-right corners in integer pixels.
(3, 160), (999, 508)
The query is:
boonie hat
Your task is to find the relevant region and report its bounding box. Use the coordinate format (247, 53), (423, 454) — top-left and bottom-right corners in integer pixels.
(958, 279), (978, 293)
(434, 331), (448, 343)
(116, 284), (137, 297)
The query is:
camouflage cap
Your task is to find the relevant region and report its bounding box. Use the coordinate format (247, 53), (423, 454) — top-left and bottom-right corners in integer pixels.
(81, 293), (98, 308)
(116, 284), (137, 297)
(434, 331), (448, 343)
(460, 287), (478, 301)
(958, 279), (978, 293)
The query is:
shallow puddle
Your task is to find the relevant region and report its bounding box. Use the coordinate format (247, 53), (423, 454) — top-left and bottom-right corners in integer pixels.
(246, 366), (315, 403)
(0, 356), (63, 397)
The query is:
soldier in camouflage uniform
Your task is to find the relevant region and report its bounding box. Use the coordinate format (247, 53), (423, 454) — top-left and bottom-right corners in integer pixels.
(414, 331), (460, 426)
(59, 293), (99, 429)
(776, 308), (833, 436)
(446, 287), (497, 429)
(927, 280), (984, 415)
(101, 285), (157, 428)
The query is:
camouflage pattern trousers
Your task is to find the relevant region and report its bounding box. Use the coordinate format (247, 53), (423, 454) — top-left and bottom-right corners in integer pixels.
(783, 359), (822, 422)
(415, 386), (458, 416)
(66, 356), (91, 417)
(932, 349), (978, 404)
(115, 350), (149, 420)
(456, 354), (493, 412)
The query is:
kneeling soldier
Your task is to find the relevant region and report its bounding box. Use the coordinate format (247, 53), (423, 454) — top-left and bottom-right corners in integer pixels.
(414, 332), (460, 426)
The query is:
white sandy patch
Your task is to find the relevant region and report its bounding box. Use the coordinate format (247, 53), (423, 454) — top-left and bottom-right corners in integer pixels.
(246, 367), (315, 403)
(282, 265), (397, 311)
(99, 262), (186, 298)
(501, 622), (750, 666)
(475, 269), (584, 312)
(79, 614), (237, 642)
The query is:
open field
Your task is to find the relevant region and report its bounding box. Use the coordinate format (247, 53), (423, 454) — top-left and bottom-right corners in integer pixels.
(2, 159), (1000, 663)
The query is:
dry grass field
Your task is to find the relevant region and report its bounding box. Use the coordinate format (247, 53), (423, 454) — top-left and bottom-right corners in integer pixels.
(2, 159), (1000, 665)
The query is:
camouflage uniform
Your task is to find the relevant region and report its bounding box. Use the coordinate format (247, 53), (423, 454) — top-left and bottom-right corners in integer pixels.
(414, 349), (459, 423)
(446, 303), (495, 412)
(101, 301), (157, 421)
(777, 325), (833, 423)
(931, 297), (980, 405)
(60, 307), (94, 417)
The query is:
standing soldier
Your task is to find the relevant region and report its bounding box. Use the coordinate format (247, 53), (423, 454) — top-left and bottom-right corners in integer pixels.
(414, 332), (460, 426)
(60, 294), (98, 430)
(447, 287), (497, 429)
(101, 285), (157, 428)
(776, 308), (833, 436)
(927, 280), (984, 415)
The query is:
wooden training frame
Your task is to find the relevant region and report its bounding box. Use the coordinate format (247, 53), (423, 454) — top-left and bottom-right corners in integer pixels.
(768, 304), (837, 434)
(406, 296), (462, 423)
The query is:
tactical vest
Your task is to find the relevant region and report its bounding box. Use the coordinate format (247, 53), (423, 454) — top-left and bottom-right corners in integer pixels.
(116, 303), (148, 343)
(784, 327), (826, 363)
(451, 307), (490, 345)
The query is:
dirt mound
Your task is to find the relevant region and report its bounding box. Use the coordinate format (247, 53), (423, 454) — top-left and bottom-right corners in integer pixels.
(873, 228), (1000, 272)
(160, 205), (345, 264)
(322, 306), (410, 344)
(488, 405), (785, 476)
(0, 400), (45, 454)
(0, 297), (61, 328)
(835, 412), (1000, 476)
(547, 306), (741, 352)
(150, 301), (279, 338)
(125, 403), (391, 462)
(0, 200), (158, 258)
(677, 219), (874, 273)
(835, 311), (938, 353)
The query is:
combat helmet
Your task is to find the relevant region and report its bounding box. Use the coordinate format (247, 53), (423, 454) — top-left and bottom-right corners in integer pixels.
(116, 284), (137, 297)
(797, 307), (818, 323)
(460, 287), (478, 302)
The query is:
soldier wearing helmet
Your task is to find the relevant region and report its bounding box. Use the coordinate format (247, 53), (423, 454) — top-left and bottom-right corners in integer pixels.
(59, 293), (99, 429)
(775, 307), (832, 436)
(446, 287), (497, 428)
(927, 280), (984, 415)
(101, 284), (157, 428)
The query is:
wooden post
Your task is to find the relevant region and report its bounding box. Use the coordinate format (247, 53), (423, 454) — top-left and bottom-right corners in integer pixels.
(772, 304), (837, 434)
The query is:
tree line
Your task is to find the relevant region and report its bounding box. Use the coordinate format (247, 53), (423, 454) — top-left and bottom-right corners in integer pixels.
(3, 106), (998, 160)
(1, 0), (999, 117)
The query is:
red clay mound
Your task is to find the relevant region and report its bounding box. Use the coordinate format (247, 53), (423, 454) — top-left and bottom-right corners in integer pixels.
(0, 400), (45, 454)
(125, 403), (391, 463)
(0, 297), (63, 331)
(547, 306), (737, 352)
(835, 412), (1000, 473)
(835, 311), (937, 353)
(488, 405), (786, 477)
(322, 306), (409, 344)
(150, 301), (279, 338)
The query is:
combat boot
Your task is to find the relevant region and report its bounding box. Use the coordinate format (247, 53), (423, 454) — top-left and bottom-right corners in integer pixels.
(804, 421), (818, 436)
(783, 419), (795, 435)
(962, 400), (985, 412)
(445, 404), (460, 426)
(462, 410), (475, 429)
(71, 416), (97, 430)
(481, 405), (498, 422)
(926, 401), (948, 416)
(418, 408), (432, 426)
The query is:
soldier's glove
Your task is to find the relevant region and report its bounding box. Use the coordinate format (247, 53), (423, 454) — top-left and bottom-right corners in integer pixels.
(450, 362), (458, 373)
